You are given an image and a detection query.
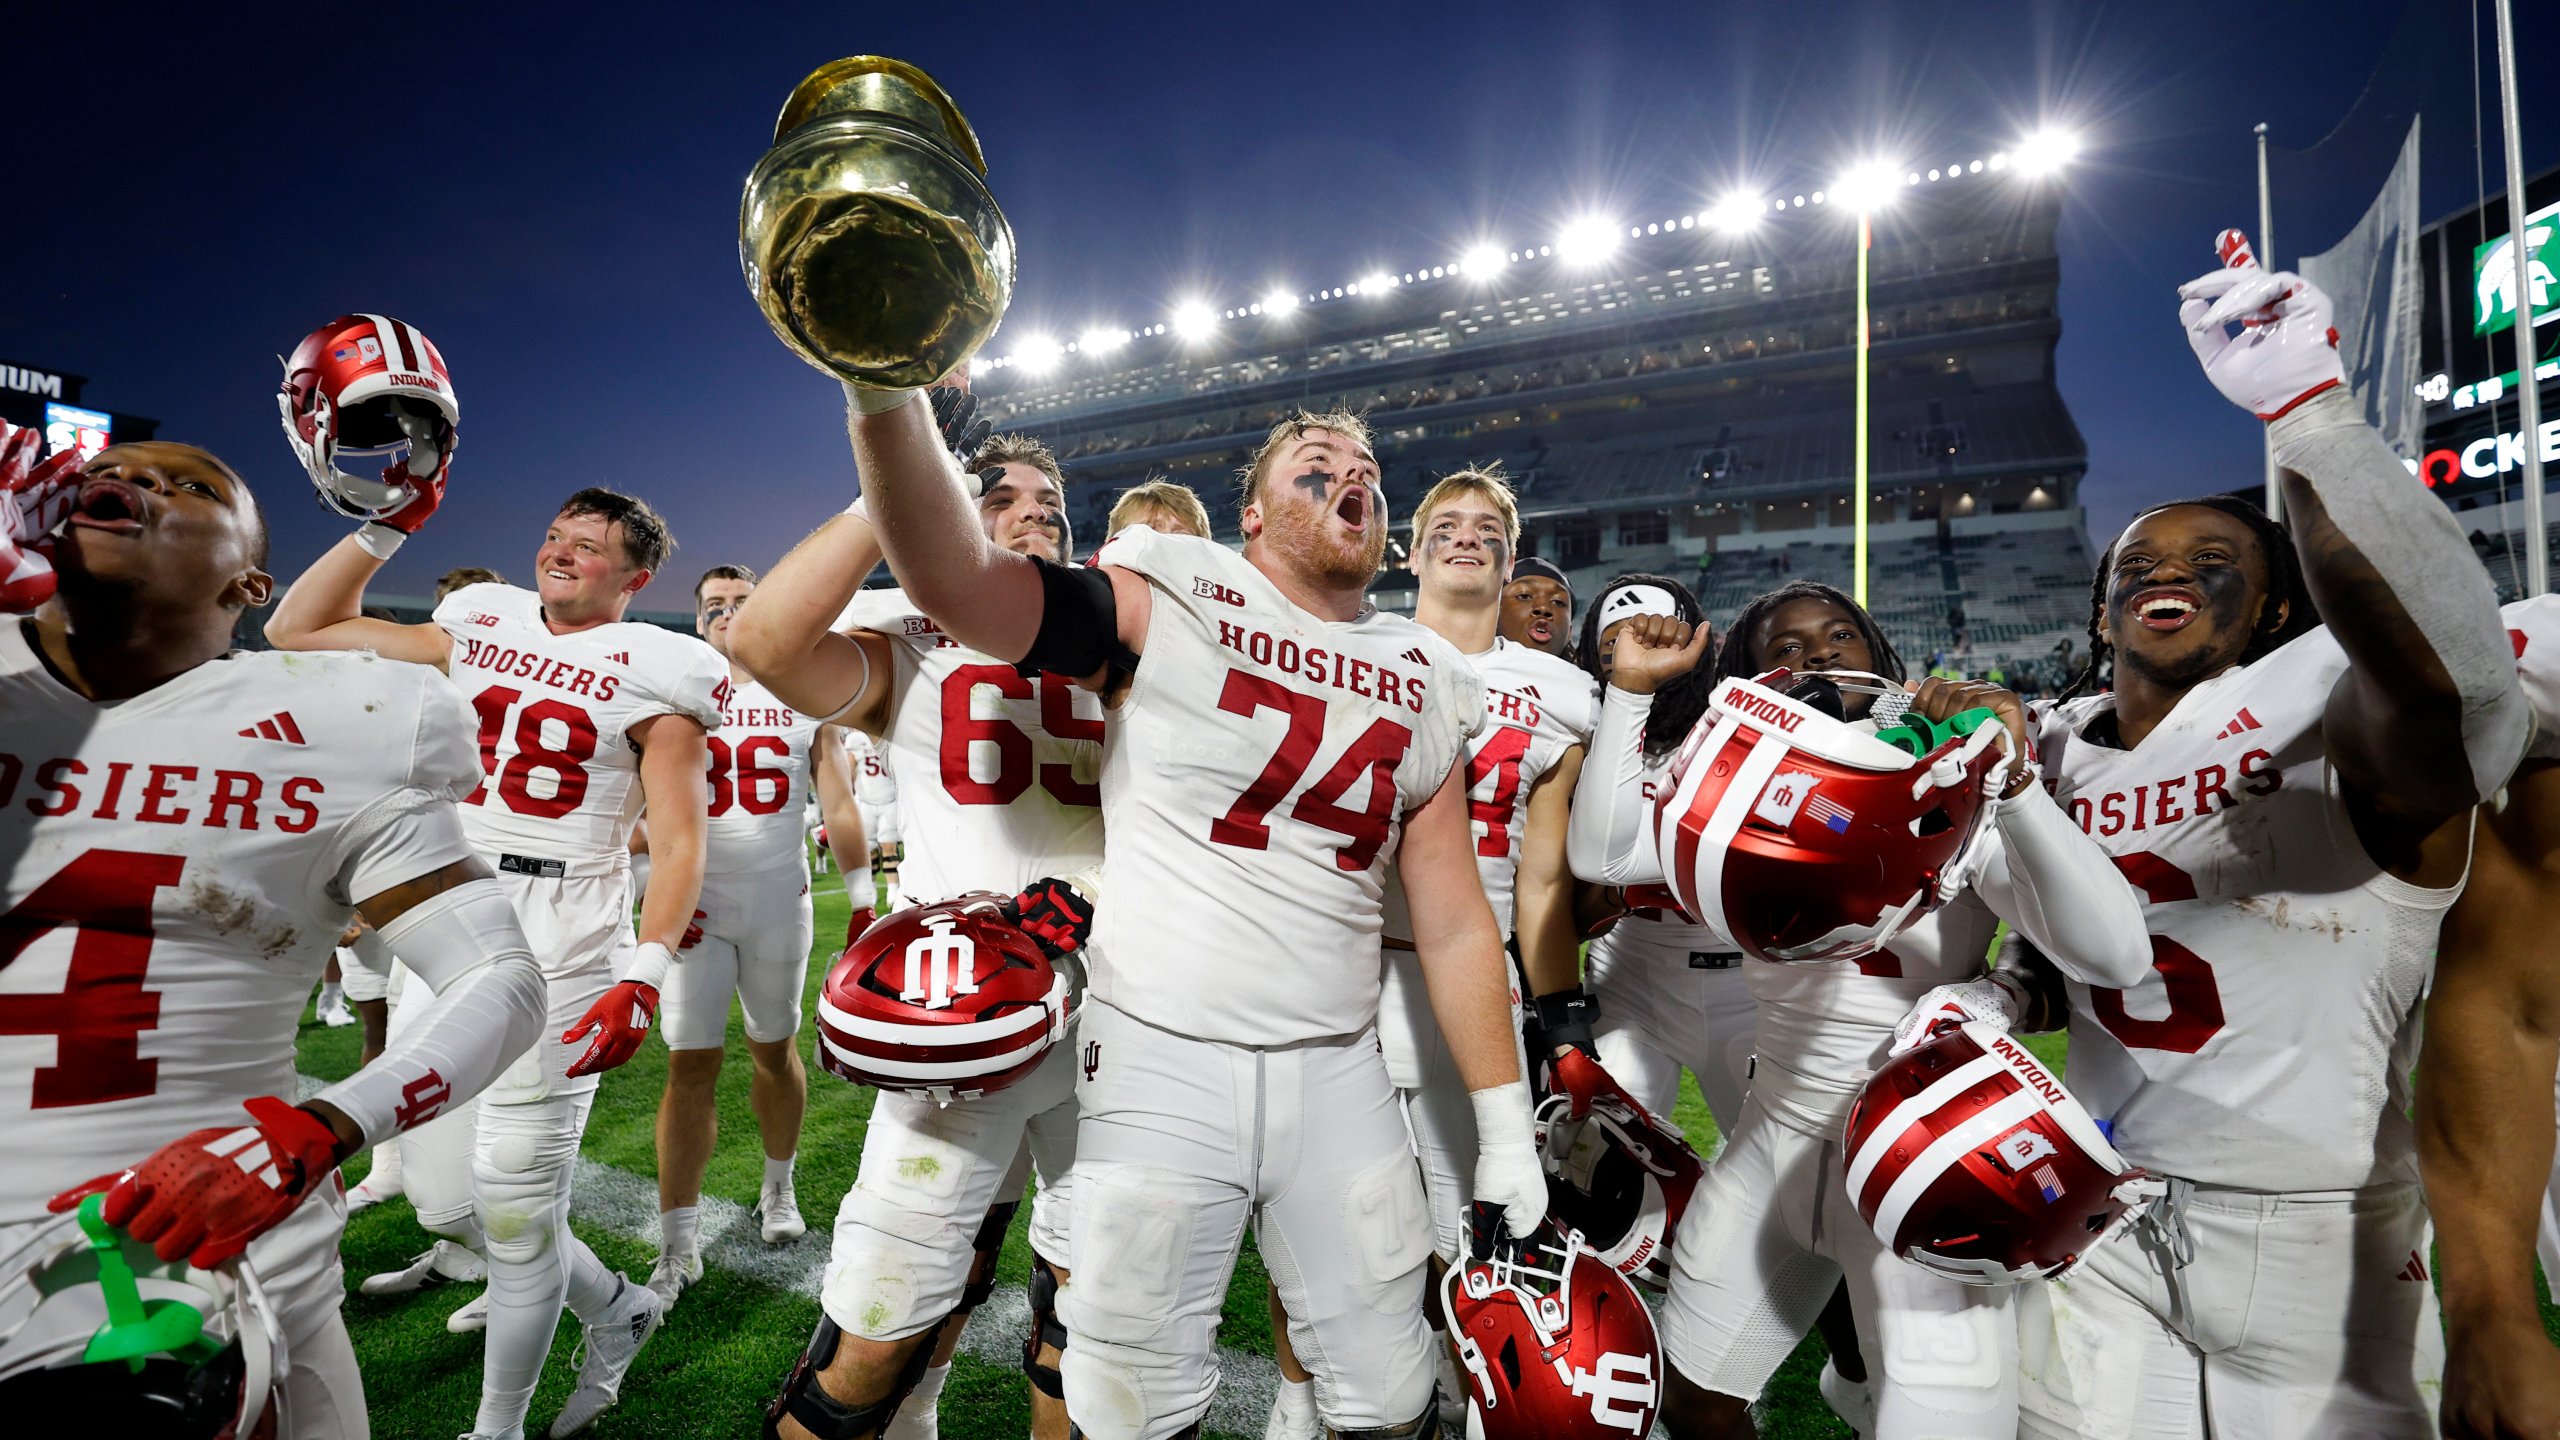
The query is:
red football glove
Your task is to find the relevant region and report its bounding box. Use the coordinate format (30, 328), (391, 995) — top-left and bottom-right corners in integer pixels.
(680, 909), (707, 950)
(367, 417), (454, 536)
(47, 1097), (344, 1267)
(1002, 876), (1096, 961)
(0, 422), (82, 613)
(563, 980), (659, 1078)
(1547, 1047), (1616, 1123)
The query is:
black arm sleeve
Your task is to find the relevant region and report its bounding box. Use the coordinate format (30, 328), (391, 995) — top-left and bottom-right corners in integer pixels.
(1995, 932), (2072, 1034)
(1016, 556), (1139, 684)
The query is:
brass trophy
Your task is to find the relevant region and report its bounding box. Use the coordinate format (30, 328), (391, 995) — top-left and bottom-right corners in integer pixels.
(740, 58), (1014, 388)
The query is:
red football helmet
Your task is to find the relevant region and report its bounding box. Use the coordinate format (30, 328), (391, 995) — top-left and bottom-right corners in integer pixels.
(1535, 1052), (1702, 1292)
(813, 895), (1070, 1104)
(1650, 669), (2010, 964)
(1844, 1020), (2156, 1285)
(276, 314), (458, 521)
(1440, 1214), (1664, 1440)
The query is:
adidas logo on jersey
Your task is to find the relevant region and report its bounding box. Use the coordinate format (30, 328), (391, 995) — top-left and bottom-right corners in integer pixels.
(239, 712), (307, 744)
(2214, 708), (2263, 740)
(1521, 684), (1540, 699)
(1402, 647), (1431, 667)
(2397, 1250), (2429, 1283)
(606, 651), (630, 665)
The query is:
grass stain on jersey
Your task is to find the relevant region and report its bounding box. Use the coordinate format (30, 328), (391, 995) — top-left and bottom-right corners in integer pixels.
(184, 874), (300, 959)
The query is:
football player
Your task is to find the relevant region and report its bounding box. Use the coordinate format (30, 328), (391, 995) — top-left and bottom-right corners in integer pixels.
(842, 383), (1537, 1440)
(1563, 574), (1755, 1131)
(1106, 478), (1213, 540)
(847, 728), (899, 907)
(1496, 556), (1575, 663)
(2001, 244), (2529, 1438)
(267, 463), (725, 1438)
(647, 564), (869, 1308)
(0, 430), (548, 1437)
(728, 402), (1101, 1440)
(1583, 579), (2151, 1438)
(1266, 464), (1595, 1438)
(2413, 592), (2560, 1440)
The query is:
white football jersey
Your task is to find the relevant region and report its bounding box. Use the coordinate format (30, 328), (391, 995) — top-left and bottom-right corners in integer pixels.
(0, 629), (480, 1223)
(2509, 596), (2560, 761)
(706, 677), (829, 875)
(849, 728), (900, 810)
(836, 589), (1104, 899)
(1383, 638), (1595, 941)
(1085, 527), (1485, 1046)
(2035, 629), (2453, 1192)
(432, 583), (728, 872)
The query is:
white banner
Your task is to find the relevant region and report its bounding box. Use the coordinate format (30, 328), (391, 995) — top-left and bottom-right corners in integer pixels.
(2299, 118), (2424, 459)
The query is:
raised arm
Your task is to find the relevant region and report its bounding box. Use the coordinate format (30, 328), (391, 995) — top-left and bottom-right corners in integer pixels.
(2180, 246), (2526, 824)
(264, 532), (453, 667)
(726, 498), (894, 723)
(1565, 616), (1708, 884)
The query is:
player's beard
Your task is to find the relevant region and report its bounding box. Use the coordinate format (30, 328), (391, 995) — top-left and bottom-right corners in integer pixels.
(1265, 500), (1384, 592)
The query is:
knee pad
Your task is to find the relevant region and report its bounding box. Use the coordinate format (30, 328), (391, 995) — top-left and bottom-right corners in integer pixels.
(764, 1315), (943, 1440)
(473, 1117), (577, 1259)
(959, 1200), (1018, 1313)
(1023, 1254), (1068, 1400)
(1332, 1403), (1442, 1439)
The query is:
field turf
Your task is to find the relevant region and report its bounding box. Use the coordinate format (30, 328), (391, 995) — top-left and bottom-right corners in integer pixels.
(297, 878), (2537, 1438)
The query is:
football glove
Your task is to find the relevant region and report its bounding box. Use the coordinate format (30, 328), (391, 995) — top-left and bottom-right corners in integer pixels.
(366, 401), (453, 536)
(0, 422), (81, 613)
(2178, 230), (2345, 421)
(1890, 976), (2024, 1055)
(679, 909), (706, 951)
(930, 384), (993, 471)
(1003, 875), (1097, 961)
(563, 960), (664, 1079)
(48, 1096), (345, 1267)
(1469, 1081), (1549, 1240)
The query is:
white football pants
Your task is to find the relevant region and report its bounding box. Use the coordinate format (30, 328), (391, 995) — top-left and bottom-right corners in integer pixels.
(2017, 1179), (2441, 1440)
(1586, 917), (1756, 1135)
(662, 861), (817, 1049)
(1060, 999), (1435, 1440)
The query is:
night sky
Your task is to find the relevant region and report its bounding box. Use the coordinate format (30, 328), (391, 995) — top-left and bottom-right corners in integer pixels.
(9, 1), (2554, 610)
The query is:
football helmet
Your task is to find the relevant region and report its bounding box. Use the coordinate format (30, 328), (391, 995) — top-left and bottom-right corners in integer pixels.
(276, 313), (458, 521)
(1650, 668), (2011, 964)
(1844, 1020), (2156, 1285)
(0, 1196), (285, 1437)
(1439, 1209), (1663, 1440)
(1534, 1051), (1702, 1292)
(813, 894), (1072, 1104)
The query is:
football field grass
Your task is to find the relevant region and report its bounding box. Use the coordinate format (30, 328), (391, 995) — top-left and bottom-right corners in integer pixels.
(297, 881), (2542, 1438)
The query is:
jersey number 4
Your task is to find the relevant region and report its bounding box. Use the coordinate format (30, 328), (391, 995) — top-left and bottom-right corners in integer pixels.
(2087, 851), (2226, 1053)
(466, 686), (598, 819)
(0, 849), (185, 1107)
(1209, 670), (1415, 871)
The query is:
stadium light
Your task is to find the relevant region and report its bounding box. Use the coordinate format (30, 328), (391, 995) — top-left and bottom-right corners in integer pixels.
(1262, 288), (1299, 315)
(1012, 334), (1063, 374)
(1832, 160), (1903, 214)
(1079, 326), (1128, 356)
(1459, 244), (1506, 279)
(2013, 127), (2079, 177)
(1708, 192), (1764, 231)
(1555, 215), (1621, 266)
(1171, 301), (1217, 341)
(1359, 271), (1393, 295)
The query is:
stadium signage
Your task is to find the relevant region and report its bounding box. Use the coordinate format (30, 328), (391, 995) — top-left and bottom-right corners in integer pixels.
(2476, 199), (2560, 336)
(1, 364), (65, 399)
(2412, 419), (2560, 488)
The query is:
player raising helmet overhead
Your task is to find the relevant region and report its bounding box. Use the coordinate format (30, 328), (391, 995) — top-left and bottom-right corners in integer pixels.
(265, 405), (725, 1439)
(838, 368), (1536, 1440)
(1576, 576), (2148, 1439)
(730, 386), (1103, 1440)
(0, 430), (548, 1438)
(645, 563), (869, 1309)
(2007, 237), (2529, 1439)
(277, 313), (458, 526)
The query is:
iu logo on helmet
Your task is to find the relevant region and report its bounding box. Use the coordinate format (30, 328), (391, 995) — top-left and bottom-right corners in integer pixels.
(1568, 1352), (1658, 1433)
(899, 915), (978, 1011)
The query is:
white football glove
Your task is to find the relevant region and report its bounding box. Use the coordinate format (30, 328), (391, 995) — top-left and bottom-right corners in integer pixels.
(1468, 1081), (1549, 1239)
(1890, 977), (2023, 1055)
(2177, 230), (2344, 421)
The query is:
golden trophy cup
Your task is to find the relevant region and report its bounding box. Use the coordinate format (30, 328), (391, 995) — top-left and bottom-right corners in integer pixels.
(740, 57), (1014, 388)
